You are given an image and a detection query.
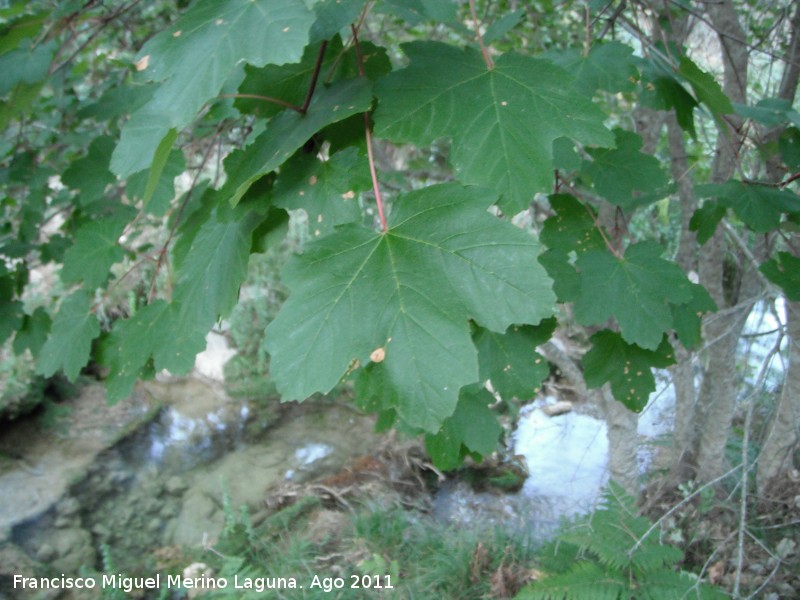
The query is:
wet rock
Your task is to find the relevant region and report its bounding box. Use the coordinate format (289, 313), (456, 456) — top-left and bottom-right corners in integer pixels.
(49, 527), (96, 573)
(0, 541), (39, 576)
(147, 517), (163, 533)
(35, 543), (55, 562)
(56, 497), (80, 517)
(776, 538), (796, 559)
(159, 503), (179, 519)
(171, 490), (222, 546)
(91, 523), (111, 540)
(142, 497), (161, 514)
(541, 401), (573, 417)
(109, 468), (133, 486)
(54, 515), (76, 529)
(166, 475), (189, 495)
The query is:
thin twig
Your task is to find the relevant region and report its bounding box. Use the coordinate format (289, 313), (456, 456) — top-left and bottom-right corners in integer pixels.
(300, 41), (328, 114)
(584, 4), (591, 58)
(351, 24), (387, 232)
(597, 0), (627, 41)
(219, 93), (303, 113)
(583, 202), (623, 259)
(733, 401), (753, 597)
(627, 463), (744, 558)
(468, 0), (494, 70)
(51, 0), (146, 74)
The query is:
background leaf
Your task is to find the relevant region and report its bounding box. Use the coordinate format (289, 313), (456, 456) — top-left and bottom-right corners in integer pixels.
(582, 129), (669, 210)
(424, 386), (503, 470)
(220, 79), (373, 207)
(111, 0), (315, 177)
(374, 42), (612, 212)
(273, 147), (370, 237)
(583, 331), (675, 411)
(474, 319), (555, 400)
(760, 252), (800, 301)
(37, 291), (100, 381)
(574, 241), (693, 350)
(60, 208), (136, 289)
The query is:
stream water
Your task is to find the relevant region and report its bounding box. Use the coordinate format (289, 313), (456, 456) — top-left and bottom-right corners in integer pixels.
(3, 379), (381, 575)
(0, 299), (786, 580)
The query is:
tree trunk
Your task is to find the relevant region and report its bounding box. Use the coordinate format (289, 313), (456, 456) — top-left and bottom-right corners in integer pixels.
(757, 297), (800, 493)
(754, 4), (800, 494)
(600, 386), (641, 496)
(678, 0), (754, 483)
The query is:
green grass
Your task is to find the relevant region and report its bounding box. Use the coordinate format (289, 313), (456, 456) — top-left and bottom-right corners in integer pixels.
(197, 503), (537, 599)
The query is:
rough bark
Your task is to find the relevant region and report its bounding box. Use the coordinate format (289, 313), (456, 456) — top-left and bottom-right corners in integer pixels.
(665, 112), (701, 472)
(755, 4), (800, 493)
(757, 296), (800, 492)
(600, 386), (641, 496)
(686, 0), (755, 482)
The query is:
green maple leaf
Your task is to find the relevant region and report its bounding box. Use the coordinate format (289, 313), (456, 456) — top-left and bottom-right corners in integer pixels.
(273, 147), (370, 237)
(0, 39), (55, 96)
(540, 194), (606, 254)
(61, 135), (116, 206)
(100, 300), (173, 402)
(374, 42), (612, 213)
(265, 183), (555, 432)
(111, 0), (315, 178)
(0, 299), (22, 346)
(0, 269), (23, 345)
(310, 0), (365, 43)
(582, 129), (669, 210)
(482, 9), (525, 45)
(780, 127), (800, 169)
(60, 209), (136, 289)
(696, 181), (800, 232)
(172, 204), (262, 323)
(126, 147), (186, 216)
(13, 306), (51, 357)
(671, 283), (716, 349)
(101, 300), (216, 402)
(220, 78), (373, 207)
(236, 37), (389, 118)
(37, 290), (100, 381)
(761, 252), (800, 301)
(473, 318), (555, 400)
(641, 63), (698, 138)
(574, 241), (693, 350)
(377, 0), (458, 25)
(678, 56), (733, 117)
(734, 98), (800, 128)
(583, 331), (675, 411)
(101, 204), (263, 402)
(541, 194), (605, 254)
(689, 200), (727, 244)
(425, 386), (503, 470)
(547, 42), (638, 96)
(77, 81), (155, 121)
(538, 195), (606, 302)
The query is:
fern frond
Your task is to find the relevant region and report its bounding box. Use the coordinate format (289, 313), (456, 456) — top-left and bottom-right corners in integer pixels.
(637, 569), (729, 600)
(516, 561), (627, 600)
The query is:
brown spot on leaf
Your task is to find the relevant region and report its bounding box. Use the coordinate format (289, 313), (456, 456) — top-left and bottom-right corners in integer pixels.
(134, 55), (150, 71)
